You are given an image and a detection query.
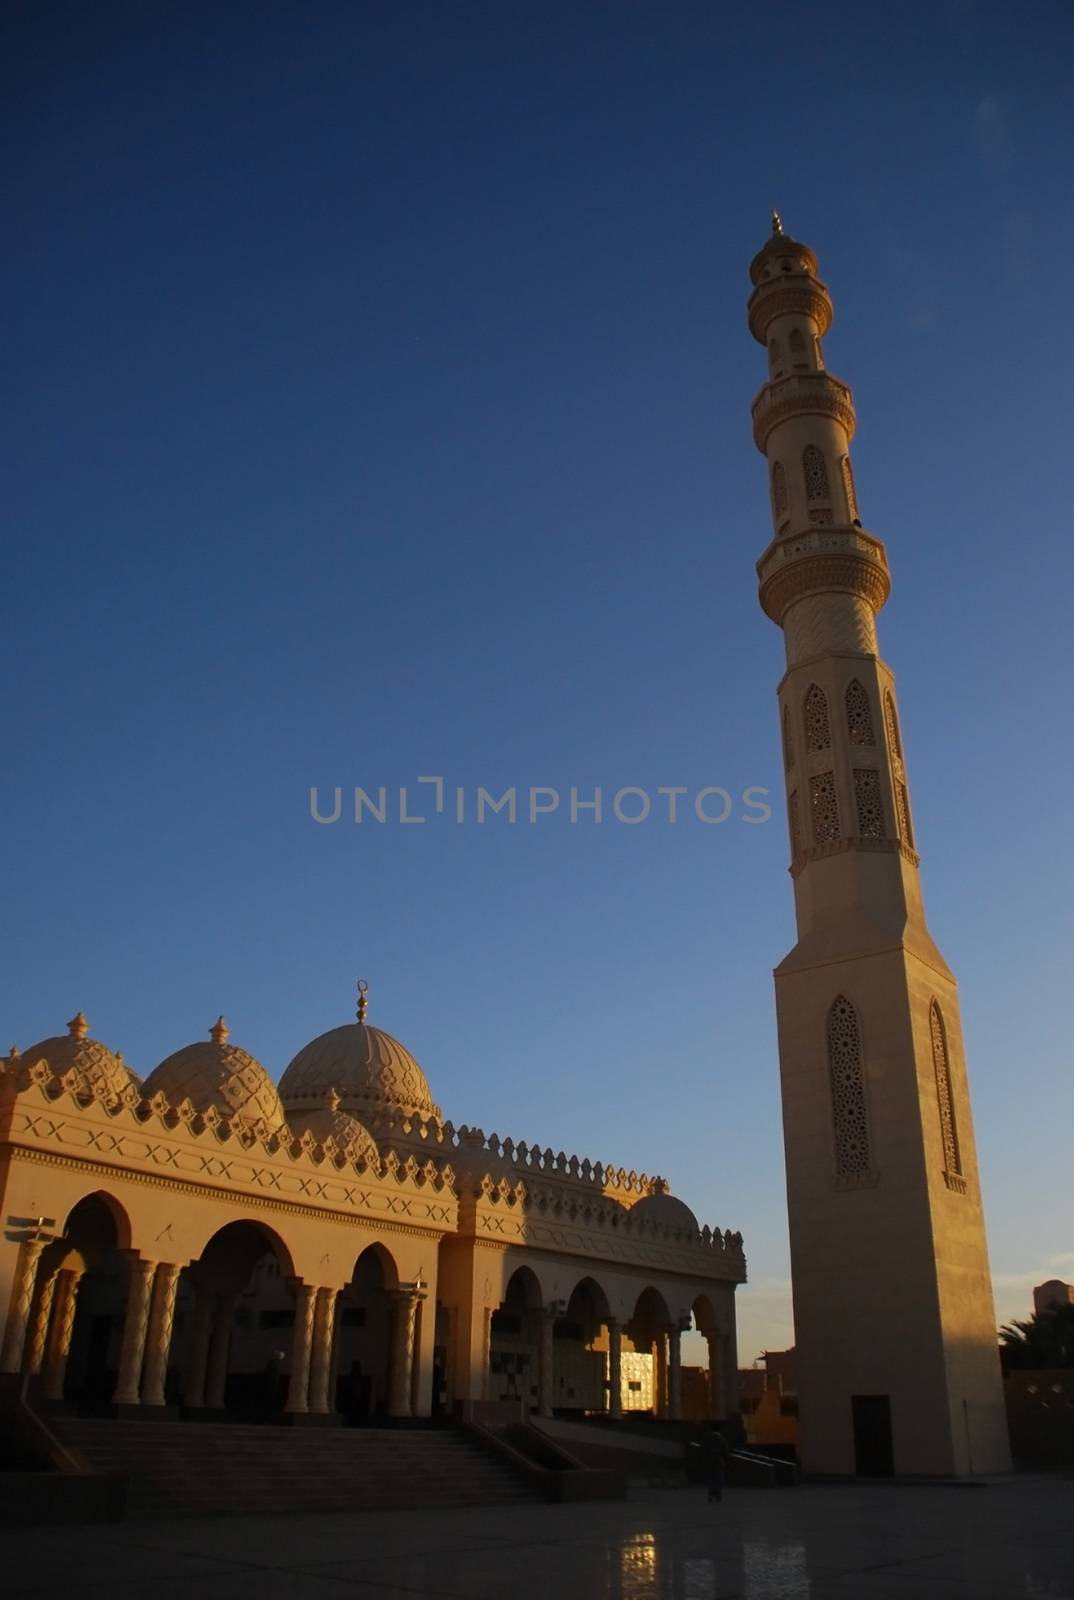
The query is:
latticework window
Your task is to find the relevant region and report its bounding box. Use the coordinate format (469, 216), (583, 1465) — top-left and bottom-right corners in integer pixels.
(842, 456), (858, 519)
(884, 691), (914, 847)
(827, 996), (870, 1176)
(853, 769), (884, 838)
(810, 771), (840, 843)
(772, 461), (788, 518)
(788, 790), (802, 855)
(803, 446), (830, 501)
(804, 684), (831, 751)
(930, 1001), (962, 1178)
(809, 509), (834, 525)
(845, 680), (875, 745)
(789, 328), (806, 365)
(782, 704), (795, 771)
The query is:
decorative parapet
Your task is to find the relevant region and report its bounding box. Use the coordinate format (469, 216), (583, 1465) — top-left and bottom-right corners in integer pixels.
(756, 523), (890, 625)
(751, 371), (855, 452)
(0, 1057), (457, 1211)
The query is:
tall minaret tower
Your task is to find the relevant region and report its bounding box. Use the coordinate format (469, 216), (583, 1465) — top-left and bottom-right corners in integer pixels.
(747, 215), (1010, 1477)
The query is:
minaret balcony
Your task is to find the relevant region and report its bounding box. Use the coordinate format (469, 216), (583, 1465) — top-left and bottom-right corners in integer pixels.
(751, 371), (856, 452)
(747, 275), (833, 344)
(756, 524), (890, 625)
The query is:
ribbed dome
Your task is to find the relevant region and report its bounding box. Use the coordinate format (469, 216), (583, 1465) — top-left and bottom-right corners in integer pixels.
(22, 1013), (134, 1104)
(144, 1019), (285, 1131)
(280, 1022), (437, 1118)
(288, 1097), (380, 1166)
(630, 1190), (699, 1235)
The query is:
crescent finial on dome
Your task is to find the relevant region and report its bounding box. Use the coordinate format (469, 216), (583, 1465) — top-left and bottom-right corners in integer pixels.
(210, 1016), (229, 1044)
(771, 208), (784, 236)
(356, 980), (369, 1024)
(67, 1012), (89, 1040)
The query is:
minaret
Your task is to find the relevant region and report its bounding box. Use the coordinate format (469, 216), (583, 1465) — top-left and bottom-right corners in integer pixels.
(747, 216), (1011, 1476)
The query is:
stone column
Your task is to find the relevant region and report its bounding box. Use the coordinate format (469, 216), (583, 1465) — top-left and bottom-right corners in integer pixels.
(25, 1270), (58, 1376)
(706, 1332), (723, 1418)
(184, 1287), (215, 1408)
(607, 1319), (623, 1420)
(42, 1269), (82, 1401)
(204, 1290), (236, 1411)
(141, 1263), (181, 1407)
(112, 1258), (156, 1406)
(537, 1307), (556, 1418)
(308, 1287), (338, 1415)
(1, 1237), (48, 1373)
(721, 1331), (740, 1417)
(668, 1323), (683, 1421)
(388, 1289), (420, 1418)
(654, 1333), (669, 1417)
(285, 1283), (317, 1415)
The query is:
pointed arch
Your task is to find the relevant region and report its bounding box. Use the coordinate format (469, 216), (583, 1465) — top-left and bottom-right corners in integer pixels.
(842, 455), (858, 519)
(771, 460), (788, 519)
(804, 683), (831, 751)
(930, 1001), (962, 1180)
(884, 690), (914, 848)
(845, 680), (875, 746)
(768, 337), (783, 377)
(803, 445), (830, 502)
(789, 327), (806, 366)
(827, 996), (870, 1177)
(782, 704), (795, 770)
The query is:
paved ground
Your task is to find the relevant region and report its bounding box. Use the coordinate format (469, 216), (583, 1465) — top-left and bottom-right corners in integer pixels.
(2, 1479), (1072, 1600)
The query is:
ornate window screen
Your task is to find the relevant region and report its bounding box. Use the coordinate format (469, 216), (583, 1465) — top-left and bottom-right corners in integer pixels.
(804, 684), (831, 751)
(782, 705), (795, 771)
(810, 771), (840, 844)
(789, 328), (806, 366)
(884, 691), (914, 848)
(845, 680), (875, 746)
(842, 455), (858, 519)
(853, 769), (885, 838)
(827, 996), (870, 1176)
(930, 1001), (963, 1185)
(788, 790), (802, 855)
(772, 461), (788, 518)
(803, 445), (830, 502)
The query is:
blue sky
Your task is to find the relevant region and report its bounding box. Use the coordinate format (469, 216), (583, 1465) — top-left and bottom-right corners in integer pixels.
(5, 0), (1073, 1363)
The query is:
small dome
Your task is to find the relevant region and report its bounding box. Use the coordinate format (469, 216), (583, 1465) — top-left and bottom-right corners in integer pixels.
(280, 1021), (437, 1119)
(144, 1018), (285, 1131)
(288, 1094), (380, 1166)
(22, 1013), (134, 1104)
(630, 1188), (700, 1235)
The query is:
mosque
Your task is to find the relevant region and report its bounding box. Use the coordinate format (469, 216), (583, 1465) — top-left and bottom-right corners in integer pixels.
(1, 219), (1012, 1483)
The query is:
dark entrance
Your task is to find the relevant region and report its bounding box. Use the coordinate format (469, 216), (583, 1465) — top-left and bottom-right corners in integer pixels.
(852, 1394), (894, 1477)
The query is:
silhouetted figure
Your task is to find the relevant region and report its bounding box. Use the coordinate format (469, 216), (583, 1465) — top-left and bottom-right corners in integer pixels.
(260, 1349), (286, 1421)
(700, 1423), (730, 1504)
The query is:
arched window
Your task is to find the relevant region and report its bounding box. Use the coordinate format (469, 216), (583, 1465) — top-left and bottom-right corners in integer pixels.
(842, 456), (858, 519)
(930, 1002), (962, 1181)
(768, 338), (783, 377)
(789, 328), (806, 366)
(827, 996), (870, 1176)
(771, 461), (788, 518)
(814, 336), (824, 367)
(884, 691), (914, 847)
(803, 446), (830, 502)
(788, 790), (802, 855)
(782, 704), (795, 770)
(804, 683), (831, 751)
(845, 680), (875, 745)
(809, 771), (840, 843)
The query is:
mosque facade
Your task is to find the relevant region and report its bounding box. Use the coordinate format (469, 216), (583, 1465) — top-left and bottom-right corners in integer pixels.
(0, 991), (744, 1427)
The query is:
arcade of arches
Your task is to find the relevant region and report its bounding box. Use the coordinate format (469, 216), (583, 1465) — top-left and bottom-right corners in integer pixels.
(0, 1002), (744, 1425)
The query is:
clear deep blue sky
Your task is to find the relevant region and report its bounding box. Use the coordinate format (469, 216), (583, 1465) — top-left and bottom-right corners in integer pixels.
(5, 1), (1073, 1361)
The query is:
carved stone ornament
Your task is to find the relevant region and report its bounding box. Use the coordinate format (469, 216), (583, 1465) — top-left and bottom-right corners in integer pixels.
(759, 551), (890, 625)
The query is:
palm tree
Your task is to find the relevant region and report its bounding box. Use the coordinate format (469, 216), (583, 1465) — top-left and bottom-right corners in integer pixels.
(999, 1304), (1074, 1371)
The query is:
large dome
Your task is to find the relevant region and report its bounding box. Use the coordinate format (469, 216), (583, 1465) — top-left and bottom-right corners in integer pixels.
(630, 1188), (699, 1236)
(22, 1013), (134, 1104)
(288, 1094), (380, 1166)
(144, 1018), (285, 1132)
(280, 1020), (437, 1120)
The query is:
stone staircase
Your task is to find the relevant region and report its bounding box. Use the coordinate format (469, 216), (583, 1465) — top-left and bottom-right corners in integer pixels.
(54, 1419), (538, 1518)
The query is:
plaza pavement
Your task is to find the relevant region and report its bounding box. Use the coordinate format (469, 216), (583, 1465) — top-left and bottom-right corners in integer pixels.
(2, 1478), (1071, 1600)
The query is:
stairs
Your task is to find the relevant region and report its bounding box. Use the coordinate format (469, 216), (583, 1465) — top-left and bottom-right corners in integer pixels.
(54, 1419), (537, 1518)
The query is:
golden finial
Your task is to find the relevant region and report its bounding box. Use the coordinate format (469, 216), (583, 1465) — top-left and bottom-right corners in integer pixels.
(67, 1012), (89, 1040)
(326, 1086), (341, 1113)
(771, 209), (784, 236)
(210, 1016), (229, 1044)
(356, 980), (369, 1024)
